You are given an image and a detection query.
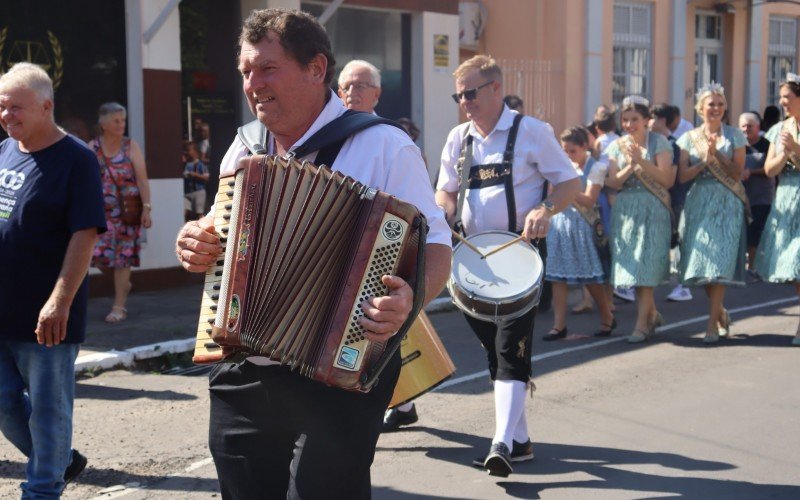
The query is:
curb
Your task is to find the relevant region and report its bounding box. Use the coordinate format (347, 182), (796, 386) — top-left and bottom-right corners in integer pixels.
(75, 298), (458, 374)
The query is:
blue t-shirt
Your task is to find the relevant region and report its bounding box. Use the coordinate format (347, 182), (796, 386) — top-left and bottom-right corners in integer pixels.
(0, 135), (107, 343)
(183, 160), (208, 193)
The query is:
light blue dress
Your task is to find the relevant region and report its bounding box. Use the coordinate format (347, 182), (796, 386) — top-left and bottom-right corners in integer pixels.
(754, 121), (800, 282)
(545, 157), (607, 284)
(676, 125), (747, 286)
(607, 133), (673, 287)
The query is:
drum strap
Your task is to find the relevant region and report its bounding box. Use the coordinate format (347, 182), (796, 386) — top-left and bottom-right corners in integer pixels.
(502, 114), (523, 233)
(454, 129), (473, 235)
(455, 114), (523, 234)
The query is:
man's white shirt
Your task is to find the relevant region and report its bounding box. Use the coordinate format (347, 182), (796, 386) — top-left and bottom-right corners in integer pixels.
(437, 106), (577, 235)
(216, 92), (449, 247)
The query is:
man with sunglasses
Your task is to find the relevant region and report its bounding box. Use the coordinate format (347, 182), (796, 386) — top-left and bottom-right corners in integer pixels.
(337, 60), (382, 114)
(436, 55), (580, 477)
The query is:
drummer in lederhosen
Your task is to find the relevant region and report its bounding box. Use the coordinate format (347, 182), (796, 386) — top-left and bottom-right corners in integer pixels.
(435, 55), (580, 477)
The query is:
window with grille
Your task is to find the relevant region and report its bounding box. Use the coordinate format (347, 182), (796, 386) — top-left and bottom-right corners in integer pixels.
(613, 2), (652, 105)
(767, 17), (798, 106)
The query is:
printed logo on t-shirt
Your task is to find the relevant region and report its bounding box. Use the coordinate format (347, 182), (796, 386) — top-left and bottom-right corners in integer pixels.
(0, 168), (26, 221)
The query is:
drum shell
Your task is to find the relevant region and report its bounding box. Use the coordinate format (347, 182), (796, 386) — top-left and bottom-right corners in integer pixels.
(448, 231), (543, 323)
(448, 280), (541, 323)
(389, 311), (456, 408)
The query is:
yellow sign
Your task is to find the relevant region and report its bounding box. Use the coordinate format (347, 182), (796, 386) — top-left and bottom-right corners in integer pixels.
(0, 27), (64, 89)
(434, 34), (449, 71)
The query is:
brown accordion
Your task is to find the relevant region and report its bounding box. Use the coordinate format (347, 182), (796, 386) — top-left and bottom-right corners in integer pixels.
(193, 155), (427, 392)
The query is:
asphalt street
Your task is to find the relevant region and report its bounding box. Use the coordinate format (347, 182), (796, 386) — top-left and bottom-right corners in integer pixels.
(1, 279), (799, 499)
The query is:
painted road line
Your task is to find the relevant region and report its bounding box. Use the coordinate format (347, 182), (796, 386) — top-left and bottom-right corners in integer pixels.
(435, 296), (798, 392)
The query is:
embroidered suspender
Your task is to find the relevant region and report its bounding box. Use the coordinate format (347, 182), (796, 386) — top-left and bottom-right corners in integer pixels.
(454, 114), (523, 234)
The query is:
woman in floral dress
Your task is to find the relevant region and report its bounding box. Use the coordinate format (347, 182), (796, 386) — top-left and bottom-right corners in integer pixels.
(676, 83), (747, 344)
(755, 75), (800, 346)
(543, 127), (614, 340)
(89, 102), (152, 323)
(604, 96), (675, 343)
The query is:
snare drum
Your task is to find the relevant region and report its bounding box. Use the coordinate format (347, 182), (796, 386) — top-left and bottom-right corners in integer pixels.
(448, 231), (543, 323)
(388, 311), (456, 408)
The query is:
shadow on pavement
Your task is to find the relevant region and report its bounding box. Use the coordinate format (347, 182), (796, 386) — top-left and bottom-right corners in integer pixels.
(377, 428), (800, 499)
(75, 382), (198, 402)
(0, 460), (219, 494)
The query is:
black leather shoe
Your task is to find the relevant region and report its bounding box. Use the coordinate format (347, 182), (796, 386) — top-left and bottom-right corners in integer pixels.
(64, 449), (87, 485)
(382, 404), (418, 432)
(483, 442), (513, 477)
(542, 327), (567, 341)
(593, 318), (617, 337)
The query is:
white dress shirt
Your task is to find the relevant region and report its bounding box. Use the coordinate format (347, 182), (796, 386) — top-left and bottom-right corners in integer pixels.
(216, 92), (450, 247)
(437, 106), (577, 234)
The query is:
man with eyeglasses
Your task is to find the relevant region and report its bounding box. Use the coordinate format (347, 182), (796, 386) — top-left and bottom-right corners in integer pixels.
(436, 55), (580, 477)
(337, 60), (382, 114)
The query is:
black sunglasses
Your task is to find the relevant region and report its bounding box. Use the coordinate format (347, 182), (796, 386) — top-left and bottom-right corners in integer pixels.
(451, 81), (494, 103)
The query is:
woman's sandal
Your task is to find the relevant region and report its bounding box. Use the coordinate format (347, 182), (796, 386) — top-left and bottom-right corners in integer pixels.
(105, 306), (127, 324)
(542, 326), (568, 341)
(593, 318), (617, 337)
(718, 308), (732, 338)
(627, 328), (650, 344)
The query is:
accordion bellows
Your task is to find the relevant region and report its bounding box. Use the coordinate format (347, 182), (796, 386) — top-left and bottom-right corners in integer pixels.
(194, 155), (427, 391)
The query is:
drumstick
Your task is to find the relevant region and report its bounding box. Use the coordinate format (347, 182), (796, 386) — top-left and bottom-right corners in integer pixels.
(481, 235), (526, 259)
(451, 230), (485, 257)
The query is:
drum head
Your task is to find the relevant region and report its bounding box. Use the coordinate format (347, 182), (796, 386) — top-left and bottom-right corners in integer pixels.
(452, 231), (542, 301)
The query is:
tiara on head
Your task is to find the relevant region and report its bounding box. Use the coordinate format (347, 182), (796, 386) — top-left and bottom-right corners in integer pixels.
(787, 72), (800, 84)
(622, 95), (649, 108)
(696, 81), (725, 100)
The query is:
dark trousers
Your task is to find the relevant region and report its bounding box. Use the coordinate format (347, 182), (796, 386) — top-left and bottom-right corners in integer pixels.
(464, 305), (536, 382)
(208, 352), (400, 500)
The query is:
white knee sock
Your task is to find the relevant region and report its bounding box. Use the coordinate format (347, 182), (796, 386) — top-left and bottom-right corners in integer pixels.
(396, 402), (414, 412)
(513, 409), (529, 444)
(492, 380), (527, 448)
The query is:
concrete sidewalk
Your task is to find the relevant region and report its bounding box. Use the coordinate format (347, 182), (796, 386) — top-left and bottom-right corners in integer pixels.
(76, 283), (458, 373)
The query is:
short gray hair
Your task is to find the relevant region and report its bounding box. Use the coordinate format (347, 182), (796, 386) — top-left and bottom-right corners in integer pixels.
(739, 112), (760, 126)
(0, 62), (54, 103)
(98, 102), (127, 124)
(339, 60), (381, 88)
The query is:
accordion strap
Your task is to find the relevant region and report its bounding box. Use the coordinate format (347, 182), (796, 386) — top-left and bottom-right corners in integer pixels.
(236, 110), (405, 165)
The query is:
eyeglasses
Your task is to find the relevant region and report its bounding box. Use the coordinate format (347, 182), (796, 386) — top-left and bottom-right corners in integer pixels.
(451, 81), (494, 103)
(339, 82), (377, 93)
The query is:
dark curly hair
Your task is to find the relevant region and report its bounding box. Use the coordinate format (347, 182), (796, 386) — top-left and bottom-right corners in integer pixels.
(239, 9), (337, 86)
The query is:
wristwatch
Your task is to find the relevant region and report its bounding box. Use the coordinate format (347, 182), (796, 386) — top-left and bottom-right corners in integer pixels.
(539, 200), (555, 214)
(143, 203), (152, 210)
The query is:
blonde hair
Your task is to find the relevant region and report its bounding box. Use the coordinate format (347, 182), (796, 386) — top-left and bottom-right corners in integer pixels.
(0, 62), (54, 103)
(454, 54), (502, 84)
(695, 89), (727, 117)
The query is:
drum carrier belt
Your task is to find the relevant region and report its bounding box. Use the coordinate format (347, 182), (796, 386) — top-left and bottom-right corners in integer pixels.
(454, 113), (523, 234)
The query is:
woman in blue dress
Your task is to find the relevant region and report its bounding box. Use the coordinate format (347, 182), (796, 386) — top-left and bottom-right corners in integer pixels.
(605, 96), (675, 343)
(755, 75), (800, 346)
(543, 127), (615, 340)
(676, 83), (746, 344)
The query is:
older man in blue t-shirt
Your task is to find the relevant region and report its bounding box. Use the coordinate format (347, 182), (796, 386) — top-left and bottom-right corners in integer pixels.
(0, 63), (106, 497)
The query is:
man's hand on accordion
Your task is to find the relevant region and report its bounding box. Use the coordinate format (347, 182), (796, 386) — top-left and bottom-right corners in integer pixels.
(176, 216), (221, 272)
(359, 275), (413, 342)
